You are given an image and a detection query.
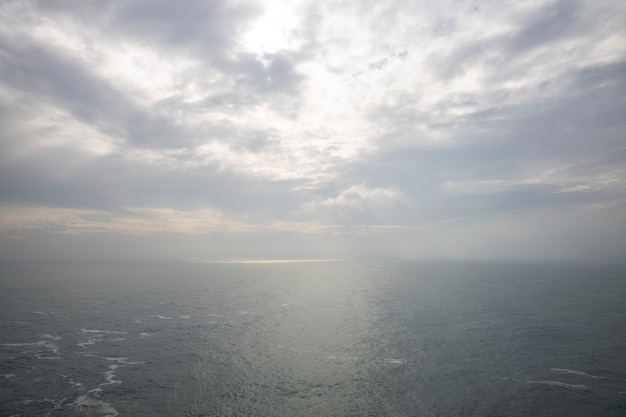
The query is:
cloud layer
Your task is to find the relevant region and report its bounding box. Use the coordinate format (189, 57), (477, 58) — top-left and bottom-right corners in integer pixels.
(1, 0), (625, 260)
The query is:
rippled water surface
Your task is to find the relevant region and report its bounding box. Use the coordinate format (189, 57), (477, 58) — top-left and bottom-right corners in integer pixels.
(1, 260), (625, 416)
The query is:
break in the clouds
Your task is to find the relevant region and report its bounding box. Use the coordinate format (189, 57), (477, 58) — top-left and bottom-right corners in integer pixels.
(1, 0), (625, 260)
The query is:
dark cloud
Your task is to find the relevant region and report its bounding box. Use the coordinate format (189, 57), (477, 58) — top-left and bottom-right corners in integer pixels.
(0, 39), (126, 129)
(37, 0), (256, 56)
(0, 147), (305, 218)
(9, 0), (306, 126)
(105, 0), (306, 95)
(429, 0), (614, 82)
(350, 55), (626, 224)
(0, 37), (191, 149)
(507, 0), (580, 54)
(234, 52), (305, 94)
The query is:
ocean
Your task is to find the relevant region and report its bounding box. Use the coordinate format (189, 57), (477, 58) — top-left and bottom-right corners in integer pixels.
(1, 259), (625, 416)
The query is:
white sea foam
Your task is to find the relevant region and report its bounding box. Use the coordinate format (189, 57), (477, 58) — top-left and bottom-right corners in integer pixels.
(17, 399), (34, 405)
(80, 329), (128, 334)
(528, 380), (590, 390)
(152, 315), (174, 320)
(180, 315), (191, 319)
(41, 334), (61, 340)
(34, 354), (62, 360)
(3, 340), (61, 359)
(105, 357), (146, 365)
(326, 355), (406, 365)
(382, 358), (406, 364)
(62, 375), (86, 390)
(3, 341), (40, 347)
(78, 329), (128, 349)
(139, 332), (155, 338)
(70, 380), (86, 390)
(3, 374), (15, 378)
(551, 368), (604, 379)
(17, 397), (68, 416)
(104, 365), (122, 385)
(77, 338), (98, 349)
(70, 358), (138, 417)
(71, 394), (119, 417)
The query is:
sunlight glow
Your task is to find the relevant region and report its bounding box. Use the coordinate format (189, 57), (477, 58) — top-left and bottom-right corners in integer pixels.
(241, 1), (300, 55)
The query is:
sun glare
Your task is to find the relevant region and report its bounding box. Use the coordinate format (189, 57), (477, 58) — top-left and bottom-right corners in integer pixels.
(242, 2), (298, 55)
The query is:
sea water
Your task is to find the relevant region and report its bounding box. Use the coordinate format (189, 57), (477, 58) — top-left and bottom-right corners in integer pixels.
(1, 259), (625, 416)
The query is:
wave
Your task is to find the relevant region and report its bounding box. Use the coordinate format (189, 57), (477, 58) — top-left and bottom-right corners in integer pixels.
(3, 339), (61, 359)
(528, 380), (590, 390)
(71, 394), (119, 417)
(152, 315), (174, 320)
(80, 329), (128, 334)
(381, 358), (406, 364)
(69, 355), (144, 417)
(105, 357), (146, 365)
(551, 368), (604, 379)
(77, 329), (129, 349)
(326, 355), (406, 365)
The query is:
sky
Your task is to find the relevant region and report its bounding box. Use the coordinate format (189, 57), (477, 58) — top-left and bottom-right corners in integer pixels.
(0, 0), (625, 261)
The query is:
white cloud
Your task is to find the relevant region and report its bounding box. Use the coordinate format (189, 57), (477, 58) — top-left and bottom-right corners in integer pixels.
(304, 184), (403, 215)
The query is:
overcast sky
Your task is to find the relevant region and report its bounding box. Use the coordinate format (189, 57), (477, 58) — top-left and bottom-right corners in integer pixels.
(1, 0), (625, 260)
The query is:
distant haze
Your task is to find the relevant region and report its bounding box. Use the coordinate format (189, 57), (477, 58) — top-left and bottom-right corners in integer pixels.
(1, 0), (625, 260)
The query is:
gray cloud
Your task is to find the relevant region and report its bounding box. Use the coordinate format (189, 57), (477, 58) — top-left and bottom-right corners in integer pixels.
(348, 54), (626, 224)
(507, 0), (580, 54)
(0, 37), (191, 150)
(1, 0), (624, 260)
(1, 0), (307, 146)
(104, 0), (306, 98)
(37, 0), (255, 56)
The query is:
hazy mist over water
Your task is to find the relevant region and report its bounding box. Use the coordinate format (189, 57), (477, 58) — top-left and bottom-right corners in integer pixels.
(1, 259), (625, 416)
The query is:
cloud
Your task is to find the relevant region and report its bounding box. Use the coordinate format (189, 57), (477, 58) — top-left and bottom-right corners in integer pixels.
(507, 0), (580, 54)
(303, 184), (403, 216)
(0, 0), (625, 260)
